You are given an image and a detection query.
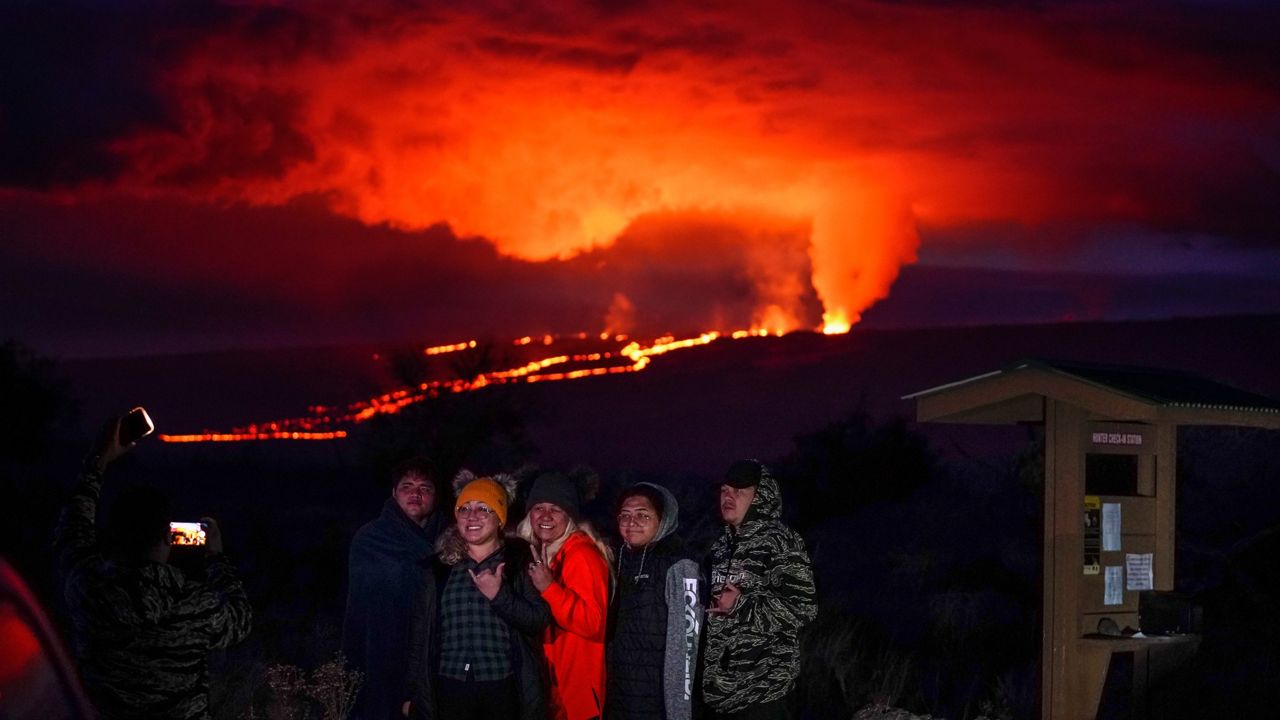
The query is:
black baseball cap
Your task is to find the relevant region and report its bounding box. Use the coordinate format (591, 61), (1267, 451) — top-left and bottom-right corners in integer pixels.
(723, 459), (764, 489)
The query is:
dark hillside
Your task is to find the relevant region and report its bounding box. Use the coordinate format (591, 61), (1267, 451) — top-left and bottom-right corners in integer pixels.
(63, 314), (1280, 475)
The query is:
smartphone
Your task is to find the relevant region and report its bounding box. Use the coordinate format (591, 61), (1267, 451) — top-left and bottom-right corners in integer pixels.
(118, 407), (155, 446)
(169, 522), (207, 547)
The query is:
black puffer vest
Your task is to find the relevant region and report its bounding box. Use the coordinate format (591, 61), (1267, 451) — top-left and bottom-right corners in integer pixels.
(606, 535), (685, 720)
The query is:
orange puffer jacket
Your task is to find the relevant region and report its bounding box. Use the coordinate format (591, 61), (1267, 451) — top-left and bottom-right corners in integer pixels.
(540, 530), (610, 720)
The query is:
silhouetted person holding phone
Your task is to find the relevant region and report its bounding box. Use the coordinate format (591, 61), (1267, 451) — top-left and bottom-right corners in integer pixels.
(54, 416), (252, 720)
(343, 457), (447, 719)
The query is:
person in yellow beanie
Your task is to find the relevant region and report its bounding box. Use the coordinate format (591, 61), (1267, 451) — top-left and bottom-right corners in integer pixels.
(455, 476), (510, 527)
(404, 471), (550, 720)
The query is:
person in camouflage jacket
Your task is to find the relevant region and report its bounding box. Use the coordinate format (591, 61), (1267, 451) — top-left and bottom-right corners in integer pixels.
(54, 418), (252, 720)
(702, 460), (816, 719)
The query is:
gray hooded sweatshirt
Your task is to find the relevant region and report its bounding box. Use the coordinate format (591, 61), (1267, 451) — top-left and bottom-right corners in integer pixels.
(606, 482), (704, 720)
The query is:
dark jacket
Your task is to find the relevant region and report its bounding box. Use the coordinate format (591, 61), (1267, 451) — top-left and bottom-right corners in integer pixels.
(701, 465), (817, 714)
(54, 461), (252, 720)
(342, 499), (443, 720)
(405, 533), (550, 720)
(606, 484), (704, 720)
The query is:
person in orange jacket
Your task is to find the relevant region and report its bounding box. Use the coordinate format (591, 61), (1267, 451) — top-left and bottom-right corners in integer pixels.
(518, 472), (614, 720)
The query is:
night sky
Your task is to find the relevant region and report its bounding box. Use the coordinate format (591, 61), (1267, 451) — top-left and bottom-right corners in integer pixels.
(3, 0), (1279, 358)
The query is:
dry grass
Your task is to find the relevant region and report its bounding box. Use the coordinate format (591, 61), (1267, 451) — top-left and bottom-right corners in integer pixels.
(241, 653), (363, 720)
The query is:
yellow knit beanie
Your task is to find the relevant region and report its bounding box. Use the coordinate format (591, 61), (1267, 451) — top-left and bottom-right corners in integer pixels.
(455, 477), (508, 527)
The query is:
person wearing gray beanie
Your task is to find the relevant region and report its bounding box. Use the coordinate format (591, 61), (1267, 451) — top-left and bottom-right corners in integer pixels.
(526, 472), (581, 520)
(517, 470), (612, 720)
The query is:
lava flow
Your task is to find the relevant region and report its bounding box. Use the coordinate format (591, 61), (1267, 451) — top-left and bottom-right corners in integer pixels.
(157, 328), (779, 443)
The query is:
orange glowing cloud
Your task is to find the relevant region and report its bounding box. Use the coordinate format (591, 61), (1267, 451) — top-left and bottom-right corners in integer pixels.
(79, 1), (1279, 333)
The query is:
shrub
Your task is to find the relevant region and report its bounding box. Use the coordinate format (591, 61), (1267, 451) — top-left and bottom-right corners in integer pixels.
(242, 653), (363, 720)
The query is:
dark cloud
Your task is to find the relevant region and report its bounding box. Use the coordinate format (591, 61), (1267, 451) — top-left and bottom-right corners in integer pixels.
(612, 23), (749, 59)
(0, 195), (822, 356)
(147, 85), (316, 187)
(917, 220), (1280, 274)
(0, 0), (335, 187)
(0, 193), (544, 356)
(476, 36), (641, 73)
(1052, 2), (1280, 87)
(1, 2), (187, 186)
(1169, 146), (1280, 244)
(860, 264), (1280, 329)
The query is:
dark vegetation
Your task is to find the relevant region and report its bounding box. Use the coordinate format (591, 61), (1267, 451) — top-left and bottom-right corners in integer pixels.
(3, 337), (1279, 719)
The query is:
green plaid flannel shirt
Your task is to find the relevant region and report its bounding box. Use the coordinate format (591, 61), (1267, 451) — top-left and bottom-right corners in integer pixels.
(438, 547), (513, 681)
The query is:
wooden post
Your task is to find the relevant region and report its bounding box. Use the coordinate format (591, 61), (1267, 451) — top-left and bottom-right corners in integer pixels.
(1043, 399), (1086, 720)
(1154, 423), (1177, 589)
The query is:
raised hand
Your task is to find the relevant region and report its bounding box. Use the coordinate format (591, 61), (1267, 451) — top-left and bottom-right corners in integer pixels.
(200, 517), (224, 556)
(469, 562), (505, 600)
(527, 544), (553, 592)
(89, 417), (129, 471)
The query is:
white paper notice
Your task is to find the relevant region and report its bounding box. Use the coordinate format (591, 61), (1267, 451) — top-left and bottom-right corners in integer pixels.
(1126, 553), (1153, 591)
(1105, 566), (1124, 605)
(1102, 503), (1122, 551)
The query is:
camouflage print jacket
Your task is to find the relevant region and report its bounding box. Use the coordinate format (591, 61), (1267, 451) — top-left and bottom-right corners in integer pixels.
(702, 467), (816, 713)
(54, 461), (252, 720)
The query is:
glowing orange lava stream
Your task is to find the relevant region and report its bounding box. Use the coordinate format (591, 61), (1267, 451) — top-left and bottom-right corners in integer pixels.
(157, 328), (782, 443)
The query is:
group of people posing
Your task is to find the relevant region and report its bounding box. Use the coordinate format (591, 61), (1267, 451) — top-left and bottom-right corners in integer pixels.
(53, 414), (815, 720)
(343, 458), (818, 720)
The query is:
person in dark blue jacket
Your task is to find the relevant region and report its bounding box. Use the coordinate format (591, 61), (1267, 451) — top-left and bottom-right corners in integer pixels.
(342, 457), (446, 720)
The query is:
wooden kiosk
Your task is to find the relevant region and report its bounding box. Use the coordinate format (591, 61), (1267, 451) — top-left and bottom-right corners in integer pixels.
(905, 360), (1280, 720)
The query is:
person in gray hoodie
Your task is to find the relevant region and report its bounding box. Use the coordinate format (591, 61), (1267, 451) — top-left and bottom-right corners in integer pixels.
(605, 482), (704, 720)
